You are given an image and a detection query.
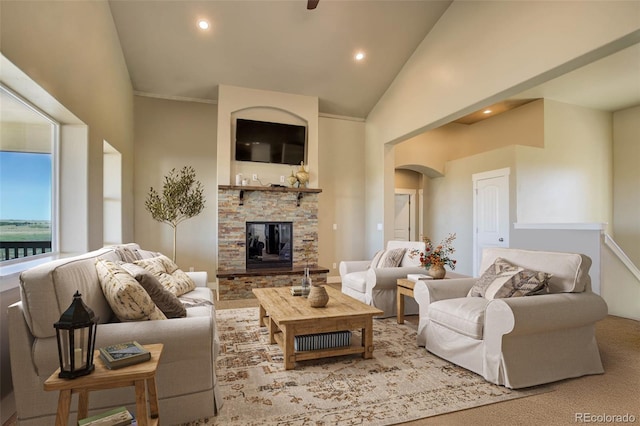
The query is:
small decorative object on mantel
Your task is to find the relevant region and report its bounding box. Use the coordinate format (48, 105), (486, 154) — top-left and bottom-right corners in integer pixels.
(409, 233), (457, 280)
(54, 291), (98, 379)
(295, 161), (309, 188)
(308, 281), (329, 308)
(287, 170), (298, 188)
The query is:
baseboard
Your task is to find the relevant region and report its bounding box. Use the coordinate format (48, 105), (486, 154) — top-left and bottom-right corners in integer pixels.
(327, 276), (341, 284)
(1, 391), (16, 425)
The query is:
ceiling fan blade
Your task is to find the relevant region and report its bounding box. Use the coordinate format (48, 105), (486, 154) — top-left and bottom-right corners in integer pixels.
(307, 0), (319, 10)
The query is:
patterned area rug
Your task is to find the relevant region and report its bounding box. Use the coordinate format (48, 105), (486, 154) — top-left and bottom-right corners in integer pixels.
(184, 307), (551, 426)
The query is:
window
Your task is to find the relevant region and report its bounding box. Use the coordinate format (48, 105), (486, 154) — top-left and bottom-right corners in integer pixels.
(0, 84), (58, 263)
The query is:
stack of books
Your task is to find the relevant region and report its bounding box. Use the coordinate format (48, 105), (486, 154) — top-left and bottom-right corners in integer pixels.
(78, 406), (134, 426)
(99, 341), (151, 370)
(290, 286), (309, 296)
(294, 331), (352, 351)
(407, 274), (433, 282)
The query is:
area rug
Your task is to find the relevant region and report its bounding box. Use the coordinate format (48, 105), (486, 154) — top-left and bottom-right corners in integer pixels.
(184, 307), (551, 426)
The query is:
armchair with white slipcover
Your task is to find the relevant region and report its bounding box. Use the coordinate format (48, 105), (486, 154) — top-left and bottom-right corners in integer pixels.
(414, 247), (608, 389)
(340, 240), (470, 318)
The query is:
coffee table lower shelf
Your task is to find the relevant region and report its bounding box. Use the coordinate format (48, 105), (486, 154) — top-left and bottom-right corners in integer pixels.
(272, 331), (364, 362)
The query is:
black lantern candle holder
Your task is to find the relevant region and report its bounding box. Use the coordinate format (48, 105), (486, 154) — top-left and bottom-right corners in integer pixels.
(54, 291), (98, 379)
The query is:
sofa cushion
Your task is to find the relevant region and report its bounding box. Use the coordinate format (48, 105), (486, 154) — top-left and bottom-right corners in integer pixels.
(19, 248), (119, 339)
(96, 259), (167, 322)
(134, 255), (196, 296)
(428, 297), (490, 340)
(119, 262), (187, 318)
(377, 248), (406, 268)
(341, 270), (368, 294)
(479, 248), (590, 293)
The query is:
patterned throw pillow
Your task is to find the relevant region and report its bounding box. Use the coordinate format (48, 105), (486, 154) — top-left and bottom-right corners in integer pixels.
(468, 258), (551, 300)
(369, 250), (385, 269)
(95, 259), (167, 322)
(377, 248), (407, 268)
(134, 255), (196, 296)
(119, 262), (187, 318)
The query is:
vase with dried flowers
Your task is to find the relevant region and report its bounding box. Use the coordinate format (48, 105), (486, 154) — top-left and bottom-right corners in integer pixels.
(409, 233), (457, 279)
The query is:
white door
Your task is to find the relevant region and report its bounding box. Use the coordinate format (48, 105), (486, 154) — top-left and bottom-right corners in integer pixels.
(394, 193), (411, 241)
(473, 168), (510, 275)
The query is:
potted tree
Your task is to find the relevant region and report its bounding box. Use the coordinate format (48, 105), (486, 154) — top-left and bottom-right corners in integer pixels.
(144, 166), (205, 262)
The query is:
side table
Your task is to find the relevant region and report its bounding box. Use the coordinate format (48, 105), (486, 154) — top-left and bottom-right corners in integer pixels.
(396, 278), (417, 324)
(44, 343), (163, 426)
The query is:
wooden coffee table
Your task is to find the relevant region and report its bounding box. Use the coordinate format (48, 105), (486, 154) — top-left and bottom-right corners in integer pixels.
(253, 286), (383, 369)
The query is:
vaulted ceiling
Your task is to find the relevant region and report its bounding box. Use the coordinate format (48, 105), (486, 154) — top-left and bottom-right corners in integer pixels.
(106, 1), (639, 121)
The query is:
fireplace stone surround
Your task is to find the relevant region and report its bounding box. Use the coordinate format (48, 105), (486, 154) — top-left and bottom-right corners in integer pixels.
(216, 185), (328, 299)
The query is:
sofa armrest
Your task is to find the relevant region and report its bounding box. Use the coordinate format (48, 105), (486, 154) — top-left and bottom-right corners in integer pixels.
(339, 260), (370, 278)
(365, 266), (427, 291)
(485, 292), (609, 338)
(414, 277), (476, 317)
(95, 314), (217, 364)
(187, 271), (208, 287)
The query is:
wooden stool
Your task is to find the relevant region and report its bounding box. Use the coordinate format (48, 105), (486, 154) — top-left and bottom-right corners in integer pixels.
(44, 343), (163, 426)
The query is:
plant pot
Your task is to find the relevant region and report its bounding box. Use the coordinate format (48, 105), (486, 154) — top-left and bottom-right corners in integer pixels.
(427, 265), (446, 279)
(308, 285), (329, 308)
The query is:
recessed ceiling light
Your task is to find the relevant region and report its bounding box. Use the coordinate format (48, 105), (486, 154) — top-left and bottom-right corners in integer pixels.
(197, 20), (210, 30)
(483, 109), (492, 114)
(354, 51), (365, 61)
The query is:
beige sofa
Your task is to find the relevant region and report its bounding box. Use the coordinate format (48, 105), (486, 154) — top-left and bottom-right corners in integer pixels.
(415, 247), (608, 389)
(8, 244), (221, 425)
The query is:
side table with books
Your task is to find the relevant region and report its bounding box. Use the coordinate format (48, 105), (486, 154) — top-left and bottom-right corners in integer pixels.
(43, 343), (163, 426)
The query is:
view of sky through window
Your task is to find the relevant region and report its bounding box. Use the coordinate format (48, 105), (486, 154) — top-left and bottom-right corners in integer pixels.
(0, 151), (52, 221)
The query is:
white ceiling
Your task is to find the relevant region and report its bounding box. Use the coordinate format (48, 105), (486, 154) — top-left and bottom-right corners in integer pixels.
(108, 0), (452, 118)
(3, 2), (638, 127)
(511, 43), (640, 113)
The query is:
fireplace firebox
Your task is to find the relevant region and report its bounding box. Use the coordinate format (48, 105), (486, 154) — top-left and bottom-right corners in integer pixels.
(246, 221), (293, 269)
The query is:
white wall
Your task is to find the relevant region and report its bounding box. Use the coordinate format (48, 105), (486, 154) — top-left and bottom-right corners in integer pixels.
(0, 1), (134, 420)
(216, 85), (319, 186)
(516, 100), (613, 228)
(318, 116), (367, 274)
(365, 0), (640, 250)
(612, 106), (640, 266)
(133, 96), (218, 274)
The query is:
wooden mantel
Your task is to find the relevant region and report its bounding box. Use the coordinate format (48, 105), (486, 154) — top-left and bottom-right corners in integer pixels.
(218, 184), (322, 193)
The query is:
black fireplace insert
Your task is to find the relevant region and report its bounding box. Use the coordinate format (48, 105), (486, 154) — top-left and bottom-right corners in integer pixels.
(246, 221), (293, 269)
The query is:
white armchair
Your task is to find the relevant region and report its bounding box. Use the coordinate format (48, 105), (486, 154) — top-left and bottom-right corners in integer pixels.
(414, 247), (608, 389)
(340, 240), (427, 317)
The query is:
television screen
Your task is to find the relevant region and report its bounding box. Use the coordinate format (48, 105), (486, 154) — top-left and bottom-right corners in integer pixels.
(235, 118), (306, 165)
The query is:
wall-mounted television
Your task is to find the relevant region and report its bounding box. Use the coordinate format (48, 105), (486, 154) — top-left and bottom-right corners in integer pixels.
(235, 118), (306, 165)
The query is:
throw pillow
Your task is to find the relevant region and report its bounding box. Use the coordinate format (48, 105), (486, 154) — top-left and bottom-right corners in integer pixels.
(112, 246), (141, 263)
(134, 255), (196, 296)
(377, 248), (407, 268)
(468, 258), (520, 298)
(469, 258), (551, 300)
(490, 269), (551, 299)
(95, 259), (167, 322)
(369, 250), (385, 269)
(119, 262), (187, 318)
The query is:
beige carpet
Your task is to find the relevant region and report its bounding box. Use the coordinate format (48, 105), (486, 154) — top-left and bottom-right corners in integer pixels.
(182, 307), (551, 426)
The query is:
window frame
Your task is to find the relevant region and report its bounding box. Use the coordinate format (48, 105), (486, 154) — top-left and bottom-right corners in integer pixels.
(0, 83), (60, 265)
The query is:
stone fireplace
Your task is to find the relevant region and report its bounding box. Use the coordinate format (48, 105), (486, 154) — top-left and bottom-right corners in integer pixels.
(216, 185), (327, 299)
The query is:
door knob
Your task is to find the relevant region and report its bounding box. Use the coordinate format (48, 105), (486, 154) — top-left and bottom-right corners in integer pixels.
(498, 238), (504, 242)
